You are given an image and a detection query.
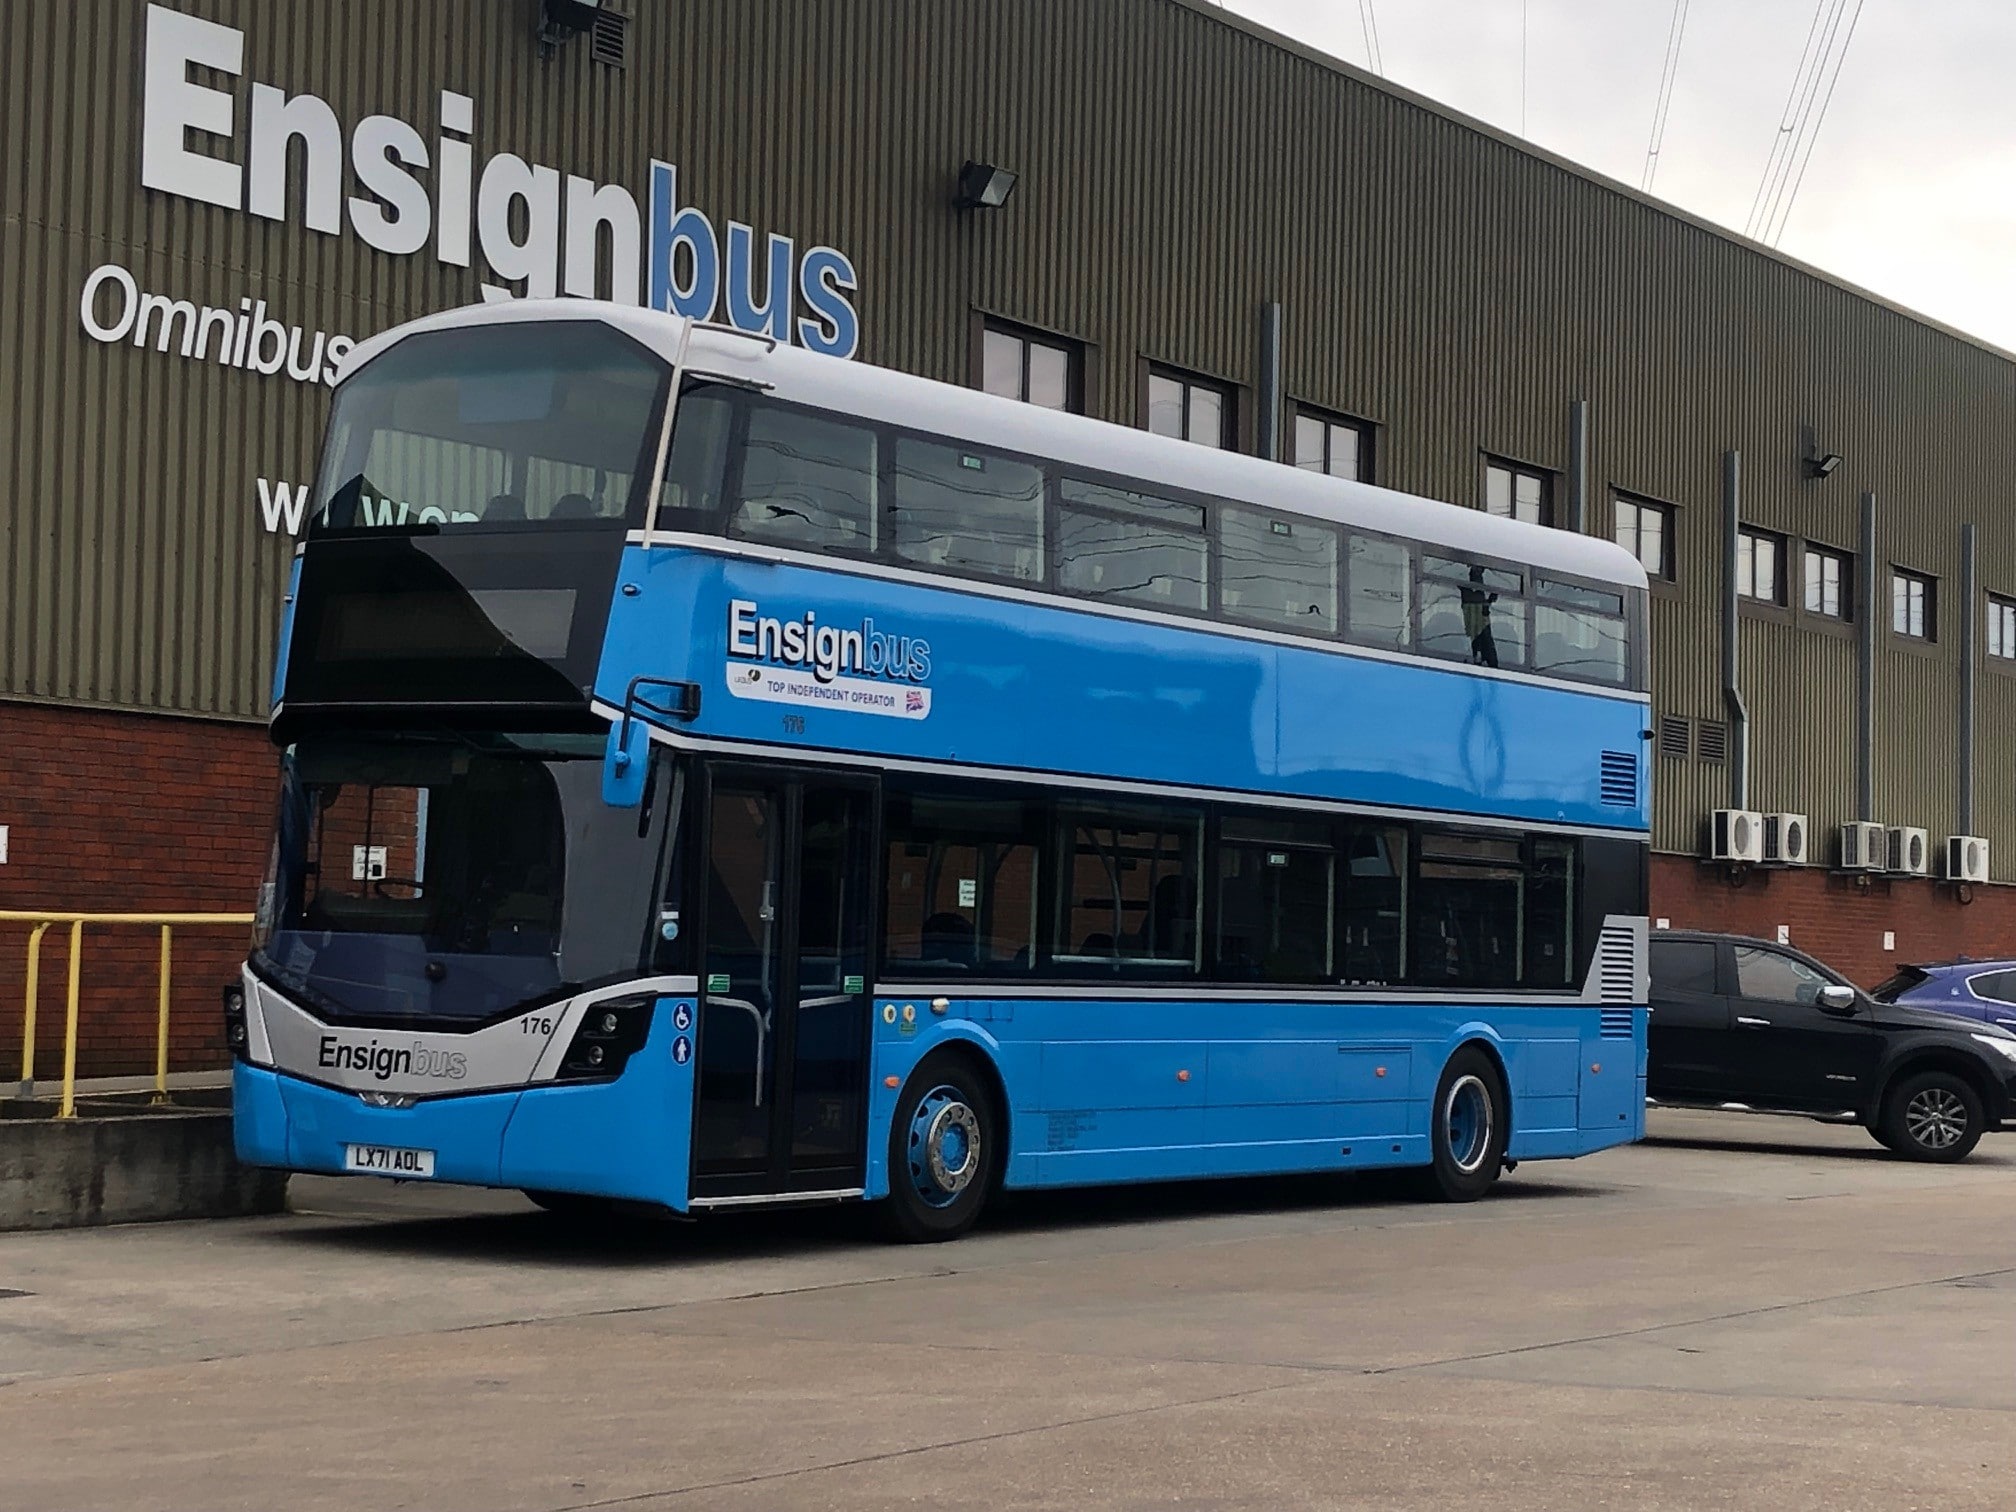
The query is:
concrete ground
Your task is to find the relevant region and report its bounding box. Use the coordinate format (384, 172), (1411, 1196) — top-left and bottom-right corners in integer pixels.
(1, 1109), (2012, 1511)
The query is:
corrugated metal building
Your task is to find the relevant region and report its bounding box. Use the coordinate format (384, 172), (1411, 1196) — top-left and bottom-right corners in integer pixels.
(6, 0), (2016, 1071)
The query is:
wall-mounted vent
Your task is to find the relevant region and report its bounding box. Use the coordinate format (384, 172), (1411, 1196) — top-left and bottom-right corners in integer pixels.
(590, 7), (630, 67)
(1599, 751), (1638, 807)
(1696, 719), (1728, 763)
(1657, 716), (1691, 760)
(1599, 1007), (1635, 1040)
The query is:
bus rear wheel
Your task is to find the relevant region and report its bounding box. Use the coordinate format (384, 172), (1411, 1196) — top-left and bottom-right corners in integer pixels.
(1421, 1046), (1508, 1202)
(877, 1050), (1001, 1244)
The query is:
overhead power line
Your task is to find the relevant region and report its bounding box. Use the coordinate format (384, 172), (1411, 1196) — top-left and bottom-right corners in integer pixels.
(1745, 0), (1867, 245)
(1358, 0), (1385, 76)
(1640, 0), (1692, 192)
(1766, 0), (1867, 245)
(1743, 0), (1836, 238)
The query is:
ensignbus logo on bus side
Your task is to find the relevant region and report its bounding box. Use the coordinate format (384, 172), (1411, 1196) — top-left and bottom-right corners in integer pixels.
(724, 599), (934, 721)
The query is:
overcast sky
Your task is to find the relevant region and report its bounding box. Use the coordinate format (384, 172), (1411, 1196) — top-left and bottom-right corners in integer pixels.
(1219, 0), (2016, 351)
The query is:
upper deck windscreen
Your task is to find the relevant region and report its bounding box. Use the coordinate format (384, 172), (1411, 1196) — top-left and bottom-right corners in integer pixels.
(311, 321), (669, 534)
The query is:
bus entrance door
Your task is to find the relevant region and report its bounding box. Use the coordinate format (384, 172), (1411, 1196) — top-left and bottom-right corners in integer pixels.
(692, 769), (876, 1201)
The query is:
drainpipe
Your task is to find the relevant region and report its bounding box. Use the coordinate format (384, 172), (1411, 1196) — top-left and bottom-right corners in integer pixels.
(1567, 399), (1590, 534)
(1257, 302), (1283, 461)
(1960, 521), (1978, 835)
(1722, 451), (1748, 808)
(1857, 492), (1877, 821)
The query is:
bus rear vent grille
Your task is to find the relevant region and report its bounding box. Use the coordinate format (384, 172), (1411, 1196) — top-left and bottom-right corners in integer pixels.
(1599, 751), (1638, 807)
(1596, 924), (1637, 1004)
(1599, 1008), (1635, 1040)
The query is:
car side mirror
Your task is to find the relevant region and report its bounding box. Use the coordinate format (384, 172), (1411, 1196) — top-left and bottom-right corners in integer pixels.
(1817, 983), (1856, 1014)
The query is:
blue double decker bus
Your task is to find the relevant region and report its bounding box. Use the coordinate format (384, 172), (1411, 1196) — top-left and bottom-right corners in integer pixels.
(229, 300), (1650, 1240)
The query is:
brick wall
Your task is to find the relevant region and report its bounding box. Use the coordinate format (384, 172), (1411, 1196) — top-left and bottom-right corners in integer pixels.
(0, 703), (273, 1079)
(1651, 854), (2016, 989)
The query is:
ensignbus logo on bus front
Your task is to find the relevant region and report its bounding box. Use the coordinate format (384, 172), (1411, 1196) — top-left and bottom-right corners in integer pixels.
(725, 599), (933, 721)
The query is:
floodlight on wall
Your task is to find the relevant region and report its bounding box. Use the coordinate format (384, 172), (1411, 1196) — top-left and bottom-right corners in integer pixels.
(1804, 451), (1843, 480)
(956, 161), (1019, 211)
(537, 0), (602, 53)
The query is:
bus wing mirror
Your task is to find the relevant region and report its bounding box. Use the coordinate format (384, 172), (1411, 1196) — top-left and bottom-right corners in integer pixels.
(603, 678), (700, 808)
(602, 717), (649, 808)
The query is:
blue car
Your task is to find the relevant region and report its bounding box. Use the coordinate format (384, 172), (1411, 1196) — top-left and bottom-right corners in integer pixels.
(1874, 961), (2016, 1032)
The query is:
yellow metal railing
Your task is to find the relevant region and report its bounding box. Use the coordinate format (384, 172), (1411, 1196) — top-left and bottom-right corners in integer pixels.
(3, 912), (253, 1118)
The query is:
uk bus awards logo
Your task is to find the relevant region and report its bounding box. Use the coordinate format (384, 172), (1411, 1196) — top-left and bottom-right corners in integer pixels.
(725, 599), (933, 721)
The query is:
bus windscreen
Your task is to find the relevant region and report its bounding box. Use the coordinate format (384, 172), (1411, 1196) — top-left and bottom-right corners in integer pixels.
(311, 321), (669, 534)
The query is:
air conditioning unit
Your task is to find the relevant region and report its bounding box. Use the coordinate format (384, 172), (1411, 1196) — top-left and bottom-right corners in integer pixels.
(1886, 825), (1930, 877)
(1839, 821), (1886, 871)
(1763, 812), (1809, 866)
(1946, 834), (1991, 884)
(1710, 809), (1764, 864)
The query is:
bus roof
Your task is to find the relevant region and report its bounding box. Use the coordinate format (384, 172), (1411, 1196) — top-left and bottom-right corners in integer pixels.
(341, 299), (1650, 593)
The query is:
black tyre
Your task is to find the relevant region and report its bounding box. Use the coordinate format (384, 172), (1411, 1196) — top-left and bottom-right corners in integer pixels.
(877, 1050), (1002, 1243)
(1421, 1046), (1509, 1202)
(1877, 1070), (1984, 1163)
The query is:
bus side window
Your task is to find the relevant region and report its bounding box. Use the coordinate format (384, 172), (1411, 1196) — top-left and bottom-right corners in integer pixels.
(1054, 806), (1202, 974)
(1220, 507), (1340, 635)
(1340, 823), (1407, 983)
(1532, 579), (1628, 685)
(1346, 535), (1412, 648)
(654, 390), (735, 531)
(882, 791), (1041, 976)
(1057, 480), (1209, 613)
(892, 439), (1045, 584)
(1412, 829), (1522, 989)
(1215, 815), (1334, 983)
(732, 403), (878, 552)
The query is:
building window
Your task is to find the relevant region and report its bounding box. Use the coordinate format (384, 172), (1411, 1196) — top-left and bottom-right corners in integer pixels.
(1892, 567), (1935, 640)
(981, 322), (1078, 412)
(1290, 406), (1374, 481)
(1989, 594), (2016, 660)
(1485, 459), (1551, 526)
(1802, 543), (1852, 620)
(1145, 367), (1232, 448)
(1613, 496), (1673, 580)
(1735, 526), (1784, 604)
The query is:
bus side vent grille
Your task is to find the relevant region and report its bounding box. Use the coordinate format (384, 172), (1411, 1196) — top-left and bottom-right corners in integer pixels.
(1599, 1008), (1635, 1040)
(590, 8), (630, 67)
(1599, 751), (1637, 807)
(1596, 924), (1637, 1004)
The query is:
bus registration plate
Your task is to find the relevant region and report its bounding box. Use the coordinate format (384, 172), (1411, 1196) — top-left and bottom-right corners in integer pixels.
(344, 1144), (436, 1178)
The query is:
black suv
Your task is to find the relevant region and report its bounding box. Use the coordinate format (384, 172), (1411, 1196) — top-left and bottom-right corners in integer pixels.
(1648, 930), (2016, 1161)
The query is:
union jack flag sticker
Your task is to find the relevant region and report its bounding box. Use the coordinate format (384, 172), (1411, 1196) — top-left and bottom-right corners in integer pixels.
(905, 688), (926, 713)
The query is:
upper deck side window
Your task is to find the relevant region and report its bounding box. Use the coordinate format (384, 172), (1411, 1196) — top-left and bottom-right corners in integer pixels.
(312, 322), (670, 534)
(665, 385), (1642, 692)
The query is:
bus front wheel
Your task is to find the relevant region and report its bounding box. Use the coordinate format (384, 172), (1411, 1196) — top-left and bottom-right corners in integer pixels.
(878, 1050), (1002, 1243)
(1421, 1046), (1508, 1202)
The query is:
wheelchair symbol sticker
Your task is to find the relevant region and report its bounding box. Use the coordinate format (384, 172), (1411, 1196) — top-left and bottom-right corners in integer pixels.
(673, 1003), (693, 1032)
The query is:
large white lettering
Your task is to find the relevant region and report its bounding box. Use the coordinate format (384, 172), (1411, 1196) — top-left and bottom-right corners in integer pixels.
(139, 5), (242, 209)
(79, 262), (355, 388)
(135, 2), (862, 355)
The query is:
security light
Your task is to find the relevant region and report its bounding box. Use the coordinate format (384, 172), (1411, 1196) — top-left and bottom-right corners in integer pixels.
(956, 161), (1019, 211)
(537, 0), (602, 51)
(1804, 451), (1843, 480)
